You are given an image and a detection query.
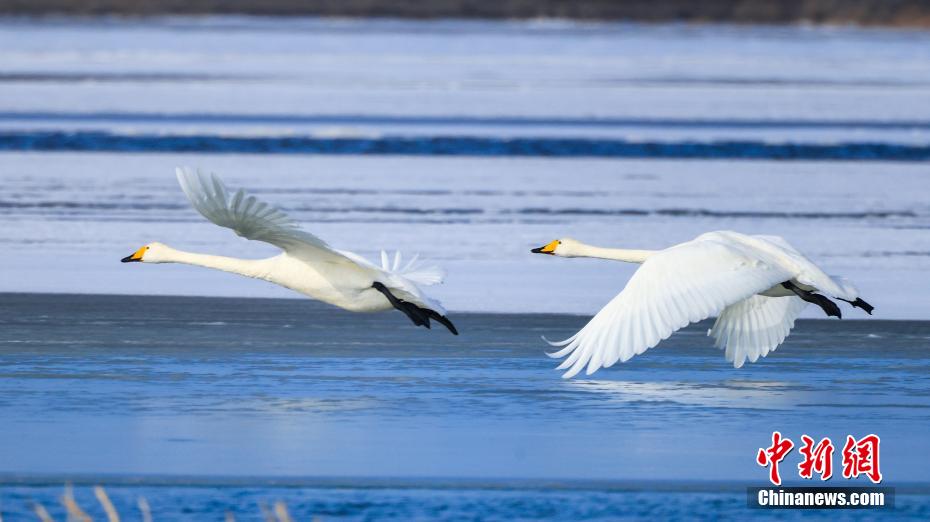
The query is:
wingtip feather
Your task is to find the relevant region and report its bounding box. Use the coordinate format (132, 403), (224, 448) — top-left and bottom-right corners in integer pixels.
(561, 363), (585, 379)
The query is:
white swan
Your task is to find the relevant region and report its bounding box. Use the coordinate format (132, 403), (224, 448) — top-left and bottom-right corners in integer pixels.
(531, 232), (873, 377)
(122, 168), (457, 334)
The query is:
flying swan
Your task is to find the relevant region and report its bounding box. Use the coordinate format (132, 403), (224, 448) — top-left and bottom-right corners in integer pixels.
(531, 232), (872, 377)
(122, 168), (458, 334)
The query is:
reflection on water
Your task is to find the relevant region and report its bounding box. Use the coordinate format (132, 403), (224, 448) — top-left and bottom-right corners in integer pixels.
(567, 379), (796, 409)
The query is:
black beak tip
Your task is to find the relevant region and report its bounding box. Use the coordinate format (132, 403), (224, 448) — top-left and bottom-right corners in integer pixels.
(121, 255), (137, 263)
(531, 247), (544, 254)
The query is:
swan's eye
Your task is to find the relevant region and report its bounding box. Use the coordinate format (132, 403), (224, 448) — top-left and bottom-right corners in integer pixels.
(146, 247), (150, 250)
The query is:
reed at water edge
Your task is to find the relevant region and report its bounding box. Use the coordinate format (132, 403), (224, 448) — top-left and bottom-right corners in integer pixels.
(23, 484), (315, 522)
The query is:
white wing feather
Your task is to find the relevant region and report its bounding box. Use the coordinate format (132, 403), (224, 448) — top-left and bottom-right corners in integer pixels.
(709, 295), (808, 369)
(175, 167), (448, 313)
(175, 167), (334, 255)
(547, 235), (796, 378)
(176, 168), (447, 283)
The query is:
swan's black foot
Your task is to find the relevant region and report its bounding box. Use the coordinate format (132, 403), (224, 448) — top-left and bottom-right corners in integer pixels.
(423, 308), (459, 335)
(840, 297), (874, 315)
(781, 281), (842, 319)
(372, 282), (459, 335)
(811, 294), (842, 319)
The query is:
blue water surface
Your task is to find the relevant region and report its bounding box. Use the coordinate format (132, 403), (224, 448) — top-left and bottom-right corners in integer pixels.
(0, 293), (928, 520)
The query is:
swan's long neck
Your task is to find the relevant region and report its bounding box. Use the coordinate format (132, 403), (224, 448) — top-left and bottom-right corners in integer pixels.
(572, 244), (656, 264)
(164, 248), (271, 279)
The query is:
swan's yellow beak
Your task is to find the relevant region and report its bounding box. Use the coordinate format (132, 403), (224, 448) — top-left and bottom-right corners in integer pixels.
(121, 246), (146, 263)
(531, 240), (559, 255)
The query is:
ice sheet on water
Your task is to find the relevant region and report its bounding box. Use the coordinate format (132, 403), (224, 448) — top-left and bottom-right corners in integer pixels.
(1, 153), (928, 318)
(0, 18), (929, 126)
(0, 18), (927, 318)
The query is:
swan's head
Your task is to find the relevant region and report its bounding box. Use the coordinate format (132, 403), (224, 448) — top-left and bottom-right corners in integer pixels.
(531, 237), (582, 257)
(121, 242), (171, 264)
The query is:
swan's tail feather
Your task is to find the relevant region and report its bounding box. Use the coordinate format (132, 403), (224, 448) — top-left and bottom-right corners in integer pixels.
(828, 274), (860, 300)
(380, 250), (445, 286)
(364, 249), (449, 316)
(380, 250), (390, 271)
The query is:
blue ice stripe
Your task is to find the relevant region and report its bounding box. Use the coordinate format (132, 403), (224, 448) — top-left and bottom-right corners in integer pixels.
(2, 111), (930, 130)
(0, 131), (929, 160)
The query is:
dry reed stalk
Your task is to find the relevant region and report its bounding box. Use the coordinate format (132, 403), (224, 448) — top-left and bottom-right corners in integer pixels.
(33, 503), (54, 522)
(137, 497), (152, 522)
(93, 487), (120, 522)
(34, 484), (308, 522)
(60, 484), (91, 522)
(273, 501), (293, 522)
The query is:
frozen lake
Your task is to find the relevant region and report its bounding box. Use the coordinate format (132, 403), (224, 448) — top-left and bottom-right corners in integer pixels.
(0, 18), (929, 318)
(2, 153), (929, 318)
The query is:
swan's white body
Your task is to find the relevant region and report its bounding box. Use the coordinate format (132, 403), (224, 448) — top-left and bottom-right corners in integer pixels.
(126, 168), (448, 318)
(535, 232), (868, 377)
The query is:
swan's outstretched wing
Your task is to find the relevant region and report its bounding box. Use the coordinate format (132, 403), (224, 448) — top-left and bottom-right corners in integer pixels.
(176, 167), (447, 312)
(709, 295), (808, 369)
(176, 167), (347, 263)
(547, 236), (796, 378)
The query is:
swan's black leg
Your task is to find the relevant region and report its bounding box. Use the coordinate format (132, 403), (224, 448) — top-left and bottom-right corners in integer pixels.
(371, 282), (459, 335)
(839, 297), (875, 315)
(781, 281), (842, 319)
(372, 282), (430, 328)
